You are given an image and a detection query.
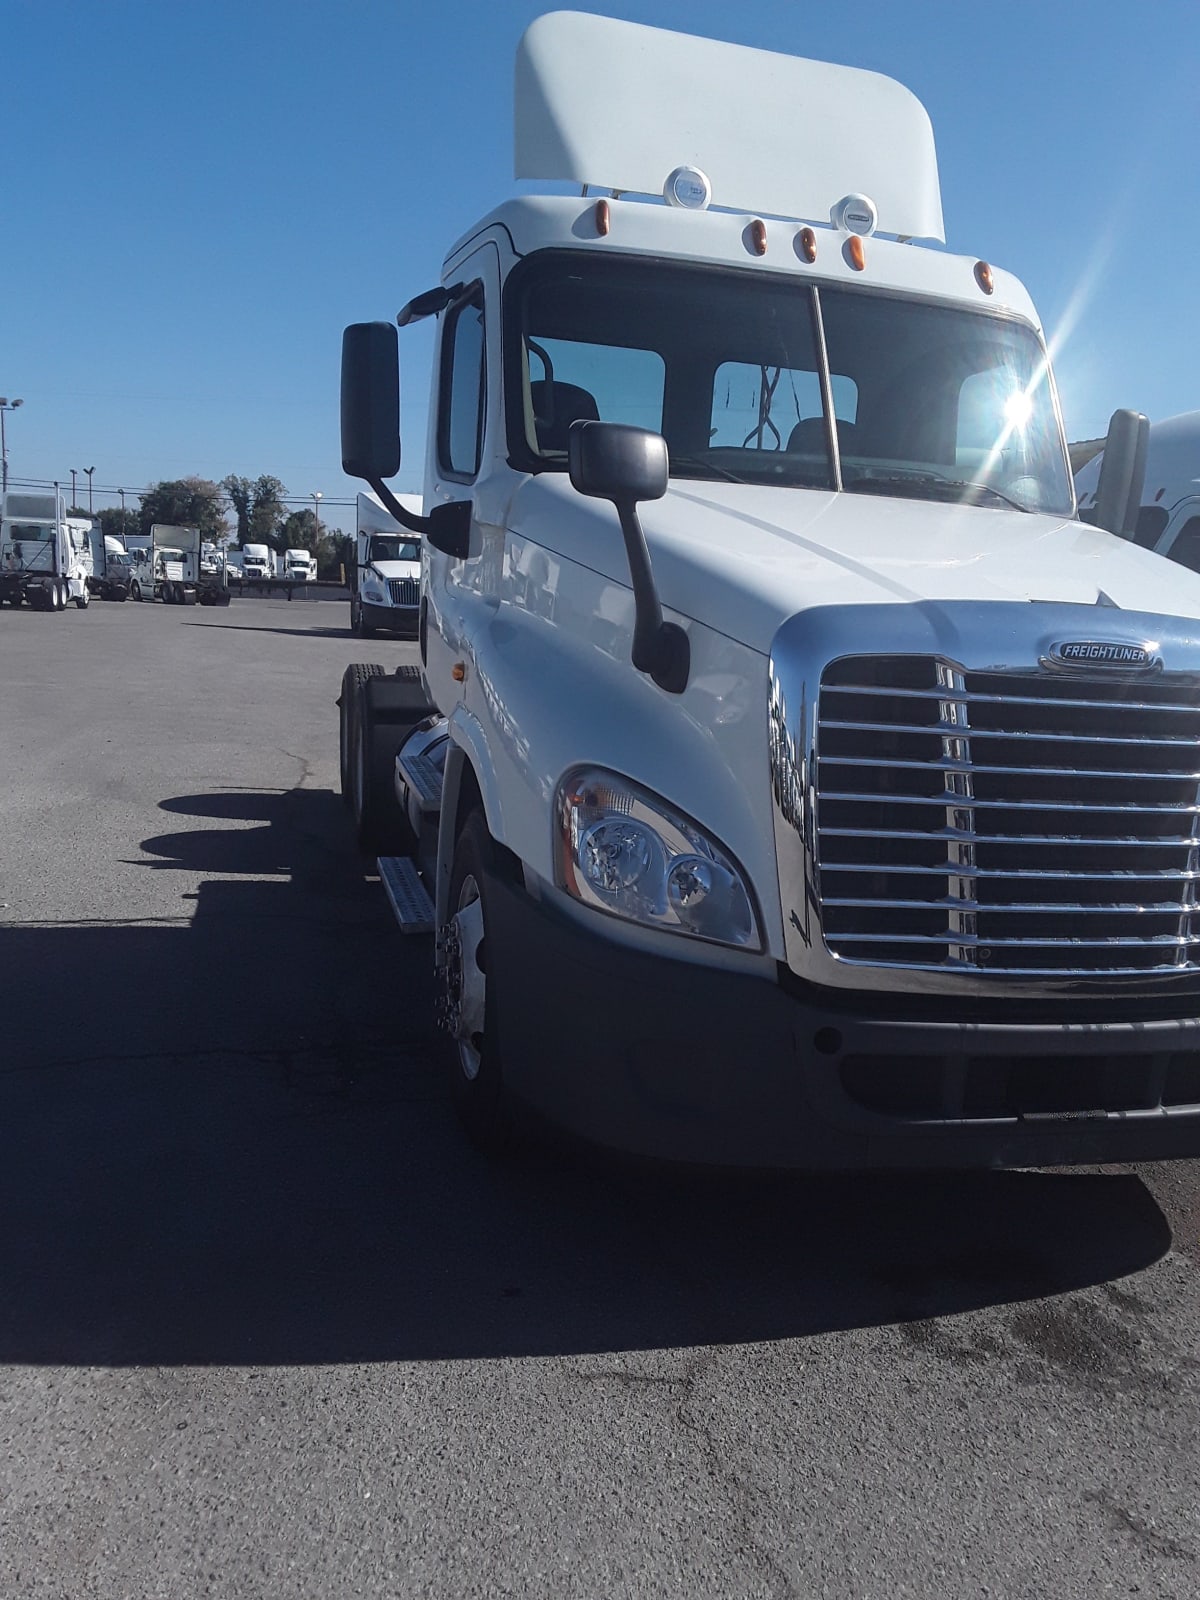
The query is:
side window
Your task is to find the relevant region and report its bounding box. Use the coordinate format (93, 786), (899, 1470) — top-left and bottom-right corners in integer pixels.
(438, 290), (486, 480)
(1133, 505), (1168, 549)
(1167, 516), (1200, 574)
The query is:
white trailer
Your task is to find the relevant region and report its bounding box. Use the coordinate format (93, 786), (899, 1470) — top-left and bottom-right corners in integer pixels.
(0, 490), (93, 611)
(350, 491), (422, 636)
(338, 12), (1200, 1171)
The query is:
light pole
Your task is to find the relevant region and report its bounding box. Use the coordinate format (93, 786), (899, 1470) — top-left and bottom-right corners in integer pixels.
(71, 468), (78, 508)
(85, 466), (95, 515)
(119, 487), (125, 531)
(312, 491), (322, 543)
(0, 397), (24, 497)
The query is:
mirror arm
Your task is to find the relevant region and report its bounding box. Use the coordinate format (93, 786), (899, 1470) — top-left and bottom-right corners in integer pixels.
(614, 499), (690, 695)
(366, 476), (430, 536)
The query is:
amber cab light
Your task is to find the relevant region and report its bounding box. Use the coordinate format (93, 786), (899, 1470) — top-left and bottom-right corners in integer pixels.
(749, 219), (768, 255)
(595, 199), (610, 237)
(974, 260), (995, 295)
(797, 227), (817, 263)
(846, 235), (865, 271)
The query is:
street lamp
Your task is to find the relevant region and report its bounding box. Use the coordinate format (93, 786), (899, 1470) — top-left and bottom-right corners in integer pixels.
(71, 468), (78, 508)
(85, 466), (95, 515)
(312, 491), (322, 542)
(0, 397), (24, 497)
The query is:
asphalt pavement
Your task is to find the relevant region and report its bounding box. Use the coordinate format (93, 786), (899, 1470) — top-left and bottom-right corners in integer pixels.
(0, 592), (1197, 1598)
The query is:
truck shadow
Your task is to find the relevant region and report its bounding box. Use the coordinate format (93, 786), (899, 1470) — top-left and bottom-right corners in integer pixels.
(0, 786), (1174, 1367)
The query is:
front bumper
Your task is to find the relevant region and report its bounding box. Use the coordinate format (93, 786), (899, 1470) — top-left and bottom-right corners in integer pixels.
(362, 599), (419, 636)
(486, 870), (1200, 1170)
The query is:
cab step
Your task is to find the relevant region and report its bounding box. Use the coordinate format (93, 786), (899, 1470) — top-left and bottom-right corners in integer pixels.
(395, 747), (443, 815)
(377, 854), (435, 934)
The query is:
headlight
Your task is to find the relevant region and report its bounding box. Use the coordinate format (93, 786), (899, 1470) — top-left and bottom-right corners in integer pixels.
(557, 767), (760, 949)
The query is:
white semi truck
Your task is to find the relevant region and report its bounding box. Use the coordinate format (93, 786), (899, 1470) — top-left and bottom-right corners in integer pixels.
(0, 491), (93, 611)
(339, 12), (1200, 1170)
(350, 491), (423, 636)
(86, 528), (133, 601)
(240, 543), (276, 582)
(283, 547), (318, 582)
(128, 524), (231, 605)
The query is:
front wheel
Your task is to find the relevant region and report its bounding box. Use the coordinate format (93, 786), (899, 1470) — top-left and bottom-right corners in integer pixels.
(130, 581), (142, 601)
(440, 809), (514, 1154)
(75, 585), (90, 609)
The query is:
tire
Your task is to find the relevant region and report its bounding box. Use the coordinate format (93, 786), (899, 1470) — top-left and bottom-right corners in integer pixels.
(49, 580), (64, 612)
(130, 581), (142, 601)
(75, 585), (90, 609)
(351, 684), (416, 854)
(441, 809), (514, 1154)
(338, 662), (385, 807)
(351, 596), (377, 638)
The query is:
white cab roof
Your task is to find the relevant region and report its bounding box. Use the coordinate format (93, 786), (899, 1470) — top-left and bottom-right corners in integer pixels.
(357, 490), (423, 534)
(514, 11), (944, 241)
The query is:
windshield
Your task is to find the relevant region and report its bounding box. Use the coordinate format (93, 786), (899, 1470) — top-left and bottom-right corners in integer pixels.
(507, 254), (1073, 515)
(368, 536), (420, 563)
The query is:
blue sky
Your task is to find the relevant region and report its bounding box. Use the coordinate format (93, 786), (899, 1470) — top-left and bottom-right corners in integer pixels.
(4, 0), (1197, 531)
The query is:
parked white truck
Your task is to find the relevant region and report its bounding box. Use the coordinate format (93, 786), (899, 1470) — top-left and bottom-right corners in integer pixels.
(240, 543), (276, 582)
(350, 491), (423, 636)
(128, 524), (230, 605)
(0, 491), (93, 611)
(86, 528), (133, 601)
(339, 12), (1200, 1169)
(283, 547), (318, 582)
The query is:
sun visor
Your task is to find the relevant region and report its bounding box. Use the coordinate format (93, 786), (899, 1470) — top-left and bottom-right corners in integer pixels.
(514, 11), (945, 242)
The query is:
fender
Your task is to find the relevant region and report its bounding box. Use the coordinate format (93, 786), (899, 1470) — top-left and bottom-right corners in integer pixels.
(435, 705), (505, 926)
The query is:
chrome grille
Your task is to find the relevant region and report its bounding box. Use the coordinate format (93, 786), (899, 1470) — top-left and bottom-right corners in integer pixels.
(387, 577), (419, 606)
(816, 656), (1200, 976)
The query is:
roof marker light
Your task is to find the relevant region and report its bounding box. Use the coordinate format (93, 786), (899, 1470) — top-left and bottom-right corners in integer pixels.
(797, 227), (818, 263)
(595, 199), (610, 236)
(846, 235), (866, 271)
(749, 219), (768, 255)
(664, 165), (712, 210)
(830, 193), (878, 237)
(975, 260), (995, 295)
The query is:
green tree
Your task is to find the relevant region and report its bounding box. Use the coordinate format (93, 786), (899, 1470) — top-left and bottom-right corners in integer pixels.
(139, 477), (227, 541)
(97, 507), (140, 542)
(249, 475), (288, 549)
(221, 475), (253, 545)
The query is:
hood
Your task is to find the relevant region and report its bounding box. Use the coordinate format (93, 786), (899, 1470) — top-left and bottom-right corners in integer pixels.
(365, 558), (420, 581)
(510, 475), (1200, 649)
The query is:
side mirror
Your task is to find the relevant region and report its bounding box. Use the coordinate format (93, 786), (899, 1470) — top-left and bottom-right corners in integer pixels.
(567, 420), (687, 695)
(568, 420), (668, 505)
(341, 322), (401, 481)
(1092, 409), (1149, 538)
(426, 500), (471, 560)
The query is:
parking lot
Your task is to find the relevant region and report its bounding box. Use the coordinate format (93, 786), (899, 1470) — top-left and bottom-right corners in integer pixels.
(1, 593), (1198, 1597)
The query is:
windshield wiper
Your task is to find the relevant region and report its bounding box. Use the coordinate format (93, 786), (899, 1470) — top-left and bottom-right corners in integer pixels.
(668, 453), (748, 485)
(843, 467), (1029, 512)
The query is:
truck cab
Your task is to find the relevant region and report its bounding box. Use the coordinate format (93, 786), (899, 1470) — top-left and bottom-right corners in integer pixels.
(283, 547), (317, 582)
(350, 492), (422, 636)
(0, 492), (93, 610)
(241, 543), (273, 581)
(340, 12), (1200, 1170)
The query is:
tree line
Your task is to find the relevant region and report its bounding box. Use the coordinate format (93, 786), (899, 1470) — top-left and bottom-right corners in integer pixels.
(82, 475), (353, 579)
